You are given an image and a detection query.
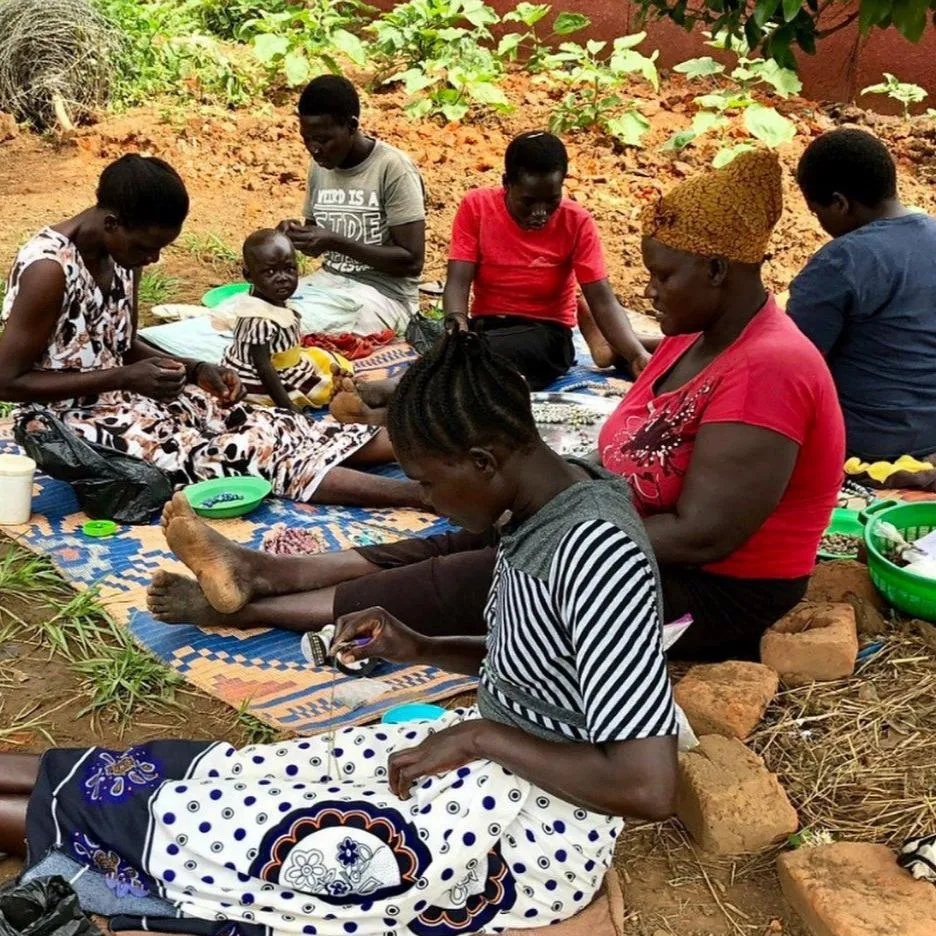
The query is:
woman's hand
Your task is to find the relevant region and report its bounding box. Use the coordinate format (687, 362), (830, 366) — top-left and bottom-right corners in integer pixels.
(331, 607), (427, 666)
(285, 224), (335, 258)
(195, 364), (243, 406)
(121, 358), (187, 400)
(627, 344), (652, 378)
(388, 721), (485, 799)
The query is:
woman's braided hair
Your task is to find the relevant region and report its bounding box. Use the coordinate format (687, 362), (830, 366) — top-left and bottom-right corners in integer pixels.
(387, 326), (538, 459)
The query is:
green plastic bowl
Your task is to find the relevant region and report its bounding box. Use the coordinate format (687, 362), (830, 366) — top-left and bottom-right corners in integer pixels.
(183, 476), (272, 519)
(202, 283), (250, 309)
(863, 501), (936, 622)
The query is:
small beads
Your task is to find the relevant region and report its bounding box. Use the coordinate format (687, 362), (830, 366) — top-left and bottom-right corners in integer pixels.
(201, 492), (245, 508)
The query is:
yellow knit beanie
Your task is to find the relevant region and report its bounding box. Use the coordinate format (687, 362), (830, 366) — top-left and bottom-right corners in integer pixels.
(641, 149), (783, 264)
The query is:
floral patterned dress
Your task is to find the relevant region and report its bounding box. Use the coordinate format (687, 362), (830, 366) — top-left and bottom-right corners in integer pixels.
(1, 230), (378, 501)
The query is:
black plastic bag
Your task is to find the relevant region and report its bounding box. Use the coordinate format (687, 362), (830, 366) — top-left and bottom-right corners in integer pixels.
(0, 876), (98, 936)
(404, 312), (446, 356)
(14, 409), (173, 524)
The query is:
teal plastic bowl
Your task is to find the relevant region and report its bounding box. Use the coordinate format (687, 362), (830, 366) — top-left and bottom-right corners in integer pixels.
(202, 283), (250, 308)
(381, 703), (446, 725)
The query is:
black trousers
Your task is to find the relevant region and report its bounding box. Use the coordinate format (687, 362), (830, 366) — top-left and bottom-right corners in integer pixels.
(335, 530), (807, 662)
(470, 316), (575, 390)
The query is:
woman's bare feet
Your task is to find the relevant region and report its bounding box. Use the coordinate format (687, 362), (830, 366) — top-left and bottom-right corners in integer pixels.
(147, 570), (230, 627)
(161, 492), (255, 613)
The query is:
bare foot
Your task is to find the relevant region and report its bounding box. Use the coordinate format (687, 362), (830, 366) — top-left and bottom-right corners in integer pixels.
(329, 391), (387, 426)
(161, 491), (196, 537)
(147, 570), (230, 627)
(355, 376), (398, 409)
(164, 514), (254, 614)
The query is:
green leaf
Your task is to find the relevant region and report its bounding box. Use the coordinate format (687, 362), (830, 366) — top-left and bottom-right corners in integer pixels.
(758, 60), (803, 97)
(438, 27), (469, 41)
(586, 39), (607, 55)
(606, 110), (651, 147)
(694, 92), (730, 110)
(498, 33), (525, 57)
(283, 50), (310, 87)
(441, 100), (470, 123)
(405, 98), (434, 120)
(713, 143), (756, 168)
(614, 31), (648, 50)
(754, 0), (780, 27)
(892, 0), (928, 41)
(397, 67), (441, 94)
(469, 80), (511, 107)
(506, 3), (551, 27)
(252, 34), (289, 63)
(553, 12), (590, 34)
(691, 110), (728, 134)
(673, 56), (725, 78)
(859, 0), (892, 32)
(744, 104), (796, 146)
(782, 0), (802, 21)
(461, 0), (500, 28)
(663, 128), (697, 151)
(331, 29), (367, 66)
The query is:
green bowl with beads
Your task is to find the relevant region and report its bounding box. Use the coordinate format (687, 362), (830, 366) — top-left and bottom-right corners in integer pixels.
(183, 476), (272, 519)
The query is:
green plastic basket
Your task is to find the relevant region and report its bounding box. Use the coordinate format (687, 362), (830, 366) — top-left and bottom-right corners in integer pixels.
(202, 283), (249, 309)
(863, 501), (936, 622)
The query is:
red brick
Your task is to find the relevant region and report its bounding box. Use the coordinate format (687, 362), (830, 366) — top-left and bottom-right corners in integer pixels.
(760, 603), (858, 687)
(677, 735), (798, 855)
(674, 661), (778, 740)
(778, 842), (936, 936)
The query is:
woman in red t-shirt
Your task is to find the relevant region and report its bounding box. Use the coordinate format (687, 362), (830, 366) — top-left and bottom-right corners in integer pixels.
(444, 131), (649, 389)
(146, 151), (845, 663)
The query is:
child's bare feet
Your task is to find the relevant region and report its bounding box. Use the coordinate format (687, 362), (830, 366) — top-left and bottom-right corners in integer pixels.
(147, 570), (230, 627)
(163, 511), (254, 614)
(160, 491), (197, 537)
(355, 376), (398, 409)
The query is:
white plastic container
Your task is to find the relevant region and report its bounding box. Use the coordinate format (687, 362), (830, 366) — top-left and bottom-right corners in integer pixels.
(0, 454), (36, 525)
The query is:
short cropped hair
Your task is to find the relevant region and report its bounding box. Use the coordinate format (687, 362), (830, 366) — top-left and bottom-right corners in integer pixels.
(298, 75), (360, 124)
(797, 128), (897, 207)
(504, 131), (569, 184)
(96, 154), (189, 230)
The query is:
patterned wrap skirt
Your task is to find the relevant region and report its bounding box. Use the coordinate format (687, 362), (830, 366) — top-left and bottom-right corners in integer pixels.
(24, 711), (619, 936)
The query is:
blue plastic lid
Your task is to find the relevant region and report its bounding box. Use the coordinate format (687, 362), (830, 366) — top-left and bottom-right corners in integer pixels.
(381, 703), (447, 725)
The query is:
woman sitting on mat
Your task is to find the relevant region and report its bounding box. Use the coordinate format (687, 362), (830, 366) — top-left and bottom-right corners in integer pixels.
(221, 229), (352, 411)
(149, 150), (844, 664)
(329, 131), (649, 423)
(0, 155), (422, 509)
(9, 329), (678, 936)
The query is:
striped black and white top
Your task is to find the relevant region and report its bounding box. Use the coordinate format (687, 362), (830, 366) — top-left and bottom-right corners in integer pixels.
(478, 473), (677, 745)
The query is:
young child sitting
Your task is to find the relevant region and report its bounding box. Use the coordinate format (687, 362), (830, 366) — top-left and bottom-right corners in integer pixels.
(221, 229), (352, 411)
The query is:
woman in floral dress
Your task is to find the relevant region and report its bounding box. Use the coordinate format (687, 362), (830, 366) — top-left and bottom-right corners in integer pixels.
(0, 155), (421, 508)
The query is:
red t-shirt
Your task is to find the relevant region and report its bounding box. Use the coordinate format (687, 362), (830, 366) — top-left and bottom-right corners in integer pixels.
(448, 187), (608, 328)
(598, 297), (844, 579)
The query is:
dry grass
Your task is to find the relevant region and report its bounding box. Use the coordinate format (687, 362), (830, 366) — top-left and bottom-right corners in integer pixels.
(749, 625), (936, 847)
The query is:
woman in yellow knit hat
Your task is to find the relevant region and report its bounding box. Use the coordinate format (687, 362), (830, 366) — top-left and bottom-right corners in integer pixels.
(598, 149), (846, 658)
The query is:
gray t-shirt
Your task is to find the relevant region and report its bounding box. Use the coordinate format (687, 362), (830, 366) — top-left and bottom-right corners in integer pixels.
(302, 140), (425, 306)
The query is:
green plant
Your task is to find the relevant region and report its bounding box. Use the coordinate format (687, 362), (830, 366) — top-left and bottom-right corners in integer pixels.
(246, 0), (370, 87)
(635, 0), (936, 68)
(396, 51), (509, 122)
(138, 268), (183, 307)
(861, 72), (928, 117)
(97, 0), (261, 108)
(178, 231), (241, 269)
(370, 0), (500, 80)
(498, 4), (590, 73)
(665, 40), (797, 165)
(546, 34), (658, 148)
(236, 699), (280, 744)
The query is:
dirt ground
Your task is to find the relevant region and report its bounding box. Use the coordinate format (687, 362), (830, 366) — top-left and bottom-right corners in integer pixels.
(3, 71), (931, 934)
